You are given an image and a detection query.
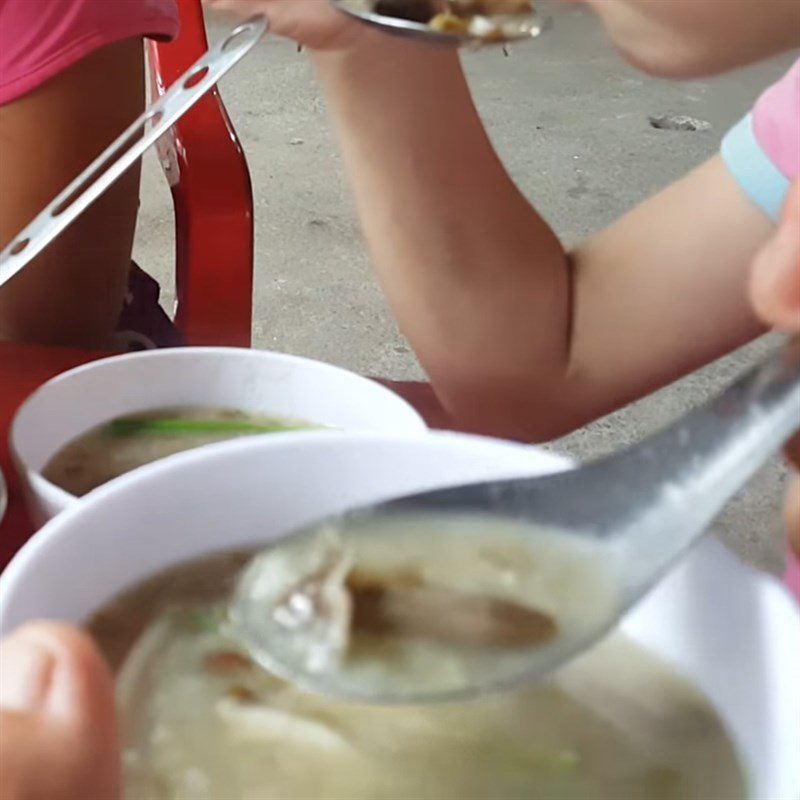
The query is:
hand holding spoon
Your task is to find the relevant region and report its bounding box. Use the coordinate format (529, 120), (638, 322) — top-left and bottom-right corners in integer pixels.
(232, 338), (800, 704)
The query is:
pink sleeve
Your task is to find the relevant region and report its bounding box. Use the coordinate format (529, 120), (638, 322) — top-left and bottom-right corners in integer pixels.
(0, 0), (179, 105)
(721, 59), (799, 221)
(752, 59), (800, 181)
(753, 61), (800, 603)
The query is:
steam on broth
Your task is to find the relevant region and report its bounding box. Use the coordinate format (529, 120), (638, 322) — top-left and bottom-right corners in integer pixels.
(43, 407), (311, 496)
(88, 547), (747, 800)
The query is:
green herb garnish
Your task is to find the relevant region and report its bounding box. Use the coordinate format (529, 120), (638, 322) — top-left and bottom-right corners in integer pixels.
(106, 418), (306, 438)
(489, 745), (581, 778)
(180, 608), (225, 634)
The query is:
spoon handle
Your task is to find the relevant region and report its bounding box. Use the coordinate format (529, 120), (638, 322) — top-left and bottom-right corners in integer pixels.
(603, 336), (800, 581)
(385, 338), (800, 561)
(600, 336), (800, 535)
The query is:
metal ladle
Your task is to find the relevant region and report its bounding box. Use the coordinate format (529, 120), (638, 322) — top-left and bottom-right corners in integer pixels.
(232, 338), (800, 704)
(330, 0), (546, 46)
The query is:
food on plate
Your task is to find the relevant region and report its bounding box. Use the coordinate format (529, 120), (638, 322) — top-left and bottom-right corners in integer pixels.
(372, 0), (538, 41)
(88, 545), (747, 800)
(372, 0), (440, 23)
(43, 407), (310, 496)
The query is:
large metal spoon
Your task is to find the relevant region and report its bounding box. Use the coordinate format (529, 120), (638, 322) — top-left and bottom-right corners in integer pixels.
(231, 338), (800, 704)
(331, 0), (546, 46)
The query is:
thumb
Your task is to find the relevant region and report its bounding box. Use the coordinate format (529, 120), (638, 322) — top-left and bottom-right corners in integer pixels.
(750, 180), (800, 332)
(786, 474), (800, 560)
(0, 623), (120, 800)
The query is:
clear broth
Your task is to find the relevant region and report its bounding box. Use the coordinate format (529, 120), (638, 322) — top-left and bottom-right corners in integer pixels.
(43, 407), (310, 497)
(88, 549), (747, 800)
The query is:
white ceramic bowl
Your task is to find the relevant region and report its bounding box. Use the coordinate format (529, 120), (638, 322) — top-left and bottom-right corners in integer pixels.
(0, 431), (797, 799)
(10, 348), (426, 525)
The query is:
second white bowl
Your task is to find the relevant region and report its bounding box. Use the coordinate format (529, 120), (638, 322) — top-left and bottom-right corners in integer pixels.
(10, 347), (426, 524)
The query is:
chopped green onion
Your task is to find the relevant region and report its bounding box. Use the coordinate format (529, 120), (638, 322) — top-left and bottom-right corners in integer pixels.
(542, 750), (580, 771)
(106, 418), (306, 438)
(179, 608), (224, 634)
(491, 745), (581, 777)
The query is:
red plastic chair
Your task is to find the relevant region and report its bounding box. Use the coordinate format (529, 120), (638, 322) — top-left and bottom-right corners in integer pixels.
(147, 0), (253, 347)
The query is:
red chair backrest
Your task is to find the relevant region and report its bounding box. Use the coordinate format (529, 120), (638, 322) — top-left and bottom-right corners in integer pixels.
(147, 0), (254, 347)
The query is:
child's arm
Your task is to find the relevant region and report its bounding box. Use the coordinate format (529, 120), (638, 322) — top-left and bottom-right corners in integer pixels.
(314, 39), (773, 440)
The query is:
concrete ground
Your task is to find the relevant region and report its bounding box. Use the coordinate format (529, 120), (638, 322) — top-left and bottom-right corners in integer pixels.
(133, 5), (795, 573)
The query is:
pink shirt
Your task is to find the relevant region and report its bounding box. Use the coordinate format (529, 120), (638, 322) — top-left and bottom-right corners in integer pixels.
(0, 0), (178, 105)
(753, 59), (800, 181)
(722, 59), (800, 221)
(722, 58), (800, 601)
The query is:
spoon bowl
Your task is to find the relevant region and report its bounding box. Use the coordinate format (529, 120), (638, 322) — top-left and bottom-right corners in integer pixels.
(231, 511), (622, 703)
(232, 338), (800, 704)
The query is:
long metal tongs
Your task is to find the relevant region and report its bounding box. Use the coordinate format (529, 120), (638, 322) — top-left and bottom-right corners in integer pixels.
(0, 15), (268, 289)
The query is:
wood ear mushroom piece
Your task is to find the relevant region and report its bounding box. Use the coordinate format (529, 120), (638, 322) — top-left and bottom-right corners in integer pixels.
(347, 571), (557, 649)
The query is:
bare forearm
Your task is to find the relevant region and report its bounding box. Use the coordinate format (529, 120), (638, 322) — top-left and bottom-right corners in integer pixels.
(314, 39), (574, 438)
(313, 41), (770, 442)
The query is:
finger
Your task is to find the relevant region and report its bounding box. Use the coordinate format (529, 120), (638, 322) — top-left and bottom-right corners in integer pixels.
(0, 623), (120, 800)
(1, 623), (116, 730)
(785, 432), (800, 470)
(750, 181), (800, 332)
(782, 432), (799, 559)
(785, 475), (800, 559)
(202, 0), (364, 50)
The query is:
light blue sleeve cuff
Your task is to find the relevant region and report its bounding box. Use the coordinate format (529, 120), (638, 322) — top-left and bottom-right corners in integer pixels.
(720, 114), (789, 223)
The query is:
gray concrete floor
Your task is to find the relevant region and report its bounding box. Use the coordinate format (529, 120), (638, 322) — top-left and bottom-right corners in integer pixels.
(133, 5), (795, 573)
